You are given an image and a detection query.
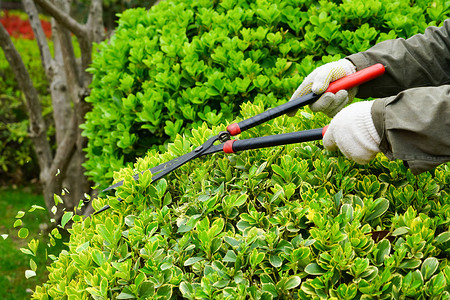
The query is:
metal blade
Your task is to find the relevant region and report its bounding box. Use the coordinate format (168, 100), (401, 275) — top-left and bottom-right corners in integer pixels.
(101, 150), (198, 192)
(94, 134), (221, 214)
(200, 144), (225, 155)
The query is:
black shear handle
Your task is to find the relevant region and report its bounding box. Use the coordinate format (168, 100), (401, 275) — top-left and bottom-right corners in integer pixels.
(223, 128), (326, 153)
(226, 63), (385, 136)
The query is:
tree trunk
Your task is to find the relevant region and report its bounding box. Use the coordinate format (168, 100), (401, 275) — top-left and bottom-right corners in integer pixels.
(0, 0), (104, 220)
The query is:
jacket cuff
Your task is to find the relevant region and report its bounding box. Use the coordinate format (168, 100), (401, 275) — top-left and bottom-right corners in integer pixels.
(346, 53), (374, 71)
(370, 97), (394, 160)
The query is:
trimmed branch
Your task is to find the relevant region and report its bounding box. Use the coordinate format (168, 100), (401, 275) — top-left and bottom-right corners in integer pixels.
(0, 22), (53, 171)
(55, 22), (83, 88)
(33, 0), (86, 39)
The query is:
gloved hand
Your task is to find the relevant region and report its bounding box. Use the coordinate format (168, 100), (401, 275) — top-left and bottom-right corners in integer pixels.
(323, 100), (381, 164)
(289, 59), (357, 117)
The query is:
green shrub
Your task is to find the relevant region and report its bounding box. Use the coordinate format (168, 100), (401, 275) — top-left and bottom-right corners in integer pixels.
(34, 101), (449, 299)
(83, 0), (449, 188)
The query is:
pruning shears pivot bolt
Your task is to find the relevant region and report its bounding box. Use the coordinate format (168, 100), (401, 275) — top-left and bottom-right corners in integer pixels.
(218, 131), (231, 143)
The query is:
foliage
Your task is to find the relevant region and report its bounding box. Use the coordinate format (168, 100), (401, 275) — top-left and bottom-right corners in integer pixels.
(0, 28), (53, 184)
(82, 0), (450, 189)
(33, 101), (450, 299)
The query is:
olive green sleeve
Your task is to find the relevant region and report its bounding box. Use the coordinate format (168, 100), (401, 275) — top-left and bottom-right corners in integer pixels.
(347, 19), (450, 98)
(370, 88), (450, 174)
(345, 20), (450, 174)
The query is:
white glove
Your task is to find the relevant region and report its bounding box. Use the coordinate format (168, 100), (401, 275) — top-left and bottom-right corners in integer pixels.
(289, 59), (357, 117)
(323, 101), (381, 164)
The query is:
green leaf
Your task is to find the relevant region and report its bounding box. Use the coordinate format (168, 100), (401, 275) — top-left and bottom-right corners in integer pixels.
(179, 282), (193, 297)
(421, 257), (439, 280)
(30, 258), (37, 272)
(262, 283), (278, 297)
(223, 250), (237, 263)
(61, 212), (73, 228)
(233, 194), (248, 207)
(13, 219), (22, 228)
(184, 257), (205, 266)
(51, 228), (61, 239)
(435, 231), (450, 244)
(76, 241), (90, 253)
(72, 215), (83, 223)
(269, 255), (282, 268)
(305, 263), (326, 275)
(134, 273), (147, 286)
(97, 222), (119, 247)
(375, 239), (391, 264)
(250, 248), (265, 267)
(392, 226), (409, 236)
(53, 194), (63, 205)
(15, 211), (25, 218)
(92, 249), (106, 266)
(428, 272), (446, 295)
(28, 239), (39, 256)
(177, 225), (192, 233)
(365, 198), (389, 221)
(399, 259), (422, 269)
(117, 292), (136, 299)
(156, 285), (172, 298)
(100, 278), (108, 296)
(284, 276), (301, 289)
(18, 228), (29, 239)
(160, 263), (172, 271)
(139, 281), (155, 297)
(20, 248), (34, 256)
(28, 205), (45, 212)
(25, 270), (36, 279)
(340, 203), (353, 221)
(260, 292), (273, 300)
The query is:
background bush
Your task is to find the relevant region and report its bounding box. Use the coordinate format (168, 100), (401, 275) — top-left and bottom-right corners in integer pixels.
(0, 11), (54, 185)
(29, 0), (450, 299)
(82, 0), (449, 189)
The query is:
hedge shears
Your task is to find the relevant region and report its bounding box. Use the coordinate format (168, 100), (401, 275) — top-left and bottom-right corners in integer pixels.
(94, 63), (385, 214)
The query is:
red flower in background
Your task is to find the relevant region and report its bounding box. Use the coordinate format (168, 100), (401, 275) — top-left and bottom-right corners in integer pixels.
(1, 10), (52, 39)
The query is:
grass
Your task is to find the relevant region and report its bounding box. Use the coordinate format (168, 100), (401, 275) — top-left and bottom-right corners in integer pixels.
(0, 186), (68, 299)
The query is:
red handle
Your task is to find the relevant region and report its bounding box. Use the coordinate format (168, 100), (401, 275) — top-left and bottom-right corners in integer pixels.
(326, 63), (385, 94)
(322, 125), (329, 136)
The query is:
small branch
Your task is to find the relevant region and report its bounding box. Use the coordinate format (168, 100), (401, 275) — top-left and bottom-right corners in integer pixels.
(0, 22), (53, 171)
(22, 0), (53, 79)
(87, 0), (105, 43)
(55, 21), (82, 88)
(33, 0), (87, 39)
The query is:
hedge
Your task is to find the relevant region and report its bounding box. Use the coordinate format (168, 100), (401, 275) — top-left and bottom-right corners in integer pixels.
(29, 0), (450, 299)
(34, 101), (449, 298)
